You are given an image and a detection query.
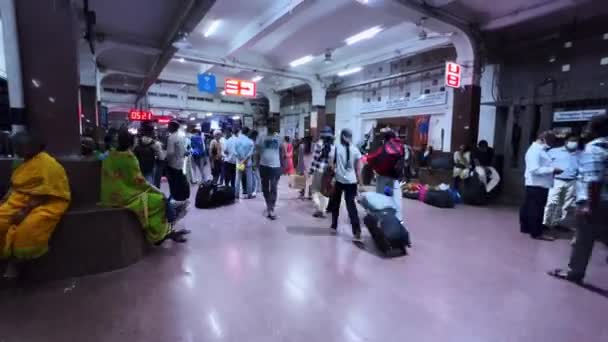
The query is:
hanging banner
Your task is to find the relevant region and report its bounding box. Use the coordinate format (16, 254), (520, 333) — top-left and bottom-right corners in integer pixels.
(553, 109), (606, 122)
(360, 91), (447, 114)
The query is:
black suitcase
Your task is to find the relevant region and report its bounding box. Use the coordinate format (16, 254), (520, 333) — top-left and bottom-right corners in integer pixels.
(423, 190), (455, 208)
(363, 209), (411, 256)
(195, 182), (235, 209)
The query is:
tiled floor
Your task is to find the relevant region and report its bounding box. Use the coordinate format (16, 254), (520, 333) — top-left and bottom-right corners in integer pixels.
(1, 182), (607, 342)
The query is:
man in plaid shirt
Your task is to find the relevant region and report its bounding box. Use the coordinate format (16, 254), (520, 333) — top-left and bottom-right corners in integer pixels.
(550, 115), (608, 283)
(309, 127), (334, 218)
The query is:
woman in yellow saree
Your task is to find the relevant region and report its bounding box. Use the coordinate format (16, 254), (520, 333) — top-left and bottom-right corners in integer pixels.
(0, 133), (71, 279)
(100, 130), (189, 247)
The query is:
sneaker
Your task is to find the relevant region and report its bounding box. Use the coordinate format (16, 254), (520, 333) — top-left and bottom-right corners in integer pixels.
(353, 232), (362, 242)
(268, 210), (277, 220)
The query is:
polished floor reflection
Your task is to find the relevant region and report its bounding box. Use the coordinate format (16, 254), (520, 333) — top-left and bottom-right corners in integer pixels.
(1, 182), (607, 342)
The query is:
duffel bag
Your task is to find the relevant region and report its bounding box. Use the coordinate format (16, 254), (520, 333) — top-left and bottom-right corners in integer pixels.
(423, 190), (455, 208)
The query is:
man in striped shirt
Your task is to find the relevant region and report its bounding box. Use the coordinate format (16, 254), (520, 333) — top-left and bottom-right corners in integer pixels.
(550, 115), (608, 283)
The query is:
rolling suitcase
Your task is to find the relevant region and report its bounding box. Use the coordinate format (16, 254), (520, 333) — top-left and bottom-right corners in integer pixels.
(363, 208), (411, 256)
(195, 182), (235, 209)
(195, 181), (216, 209)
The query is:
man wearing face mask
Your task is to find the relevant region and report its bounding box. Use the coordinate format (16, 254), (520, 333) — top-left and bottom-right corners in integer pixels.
(542, 134), (581, 230)
(520, 131), (563, 240)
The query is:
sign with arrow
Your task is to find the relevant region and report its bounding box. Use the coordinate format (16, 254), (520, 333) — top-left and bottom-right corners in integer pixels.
(224, 78), (256, 97)
(198, 73), (217, 93)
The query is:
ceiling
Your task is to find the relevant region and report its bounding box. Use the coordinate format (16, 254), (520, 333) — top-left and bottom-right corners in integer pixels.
(159, 0), (453, 93)
(89, 0), (606, 106)
(76, 0), (215, 91)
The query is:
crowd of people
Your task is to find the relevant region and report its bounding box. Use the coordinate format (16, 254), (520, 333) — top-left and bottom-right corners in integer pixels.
(518, 115), (608, 284)
(1, 114), (607, 287)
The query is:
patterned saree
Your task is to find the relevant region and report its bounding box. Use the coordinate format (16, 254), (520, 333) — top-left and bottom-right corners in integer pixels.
(100, 150), (169, 243)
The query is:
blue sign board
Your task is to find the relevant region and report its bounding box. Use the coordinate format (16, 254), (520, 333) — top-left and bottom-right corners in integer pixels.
(198, 73), (217, 93)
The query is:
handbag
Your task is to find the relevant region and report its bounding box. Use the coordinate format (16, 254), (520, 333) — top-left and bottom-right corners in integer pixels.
(321, 148), (337, 197)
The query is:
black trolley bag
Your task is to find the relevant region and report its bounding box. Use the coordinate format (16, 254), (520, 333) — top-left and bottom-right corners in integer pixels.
(195, 181), (235, 209)
(363, 208), (411, 256)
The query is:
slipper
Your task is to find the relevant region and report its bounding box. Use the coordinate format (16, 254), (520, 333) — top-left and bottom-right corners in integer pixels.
(548, 269), (583, 284)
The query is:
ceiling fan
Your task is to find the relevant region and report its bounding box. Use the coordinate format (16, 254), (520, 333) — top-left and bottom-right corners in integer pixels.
(416, 17), (454, 40)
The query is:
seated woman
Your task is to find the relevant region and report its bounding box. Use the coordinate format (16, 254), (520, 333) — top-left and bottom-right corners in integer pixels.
(453, 144), (472, 189)
(1, 133), (71, 279)
(100, 130), (189, 246)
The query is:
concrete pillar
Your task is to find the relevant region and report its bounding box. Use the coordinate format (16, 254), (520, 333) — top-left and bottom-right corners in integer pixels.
(80, 85), (98, 131)
(15, 0), (81, 156)
(310, 82), (327, 141)
(310, 106), (326, 141)
(0, 0), (25, 132)
(450, 85), (481, 151)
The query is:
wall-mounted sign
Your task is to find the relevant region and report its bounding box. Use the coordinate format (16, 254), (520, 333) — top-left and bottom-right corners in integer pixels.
(225, 78), (256, 97)
(445, 62), (461, 88)
(128, 110), (154, 121)
(553, 109), (606, 122)
(360, 91), (448, 114)
(198, 73), (217, 93)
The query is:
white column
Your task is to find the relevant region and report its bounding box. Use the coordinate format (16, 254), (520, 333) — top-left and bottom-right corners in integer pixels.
(0, 0), (25, 132)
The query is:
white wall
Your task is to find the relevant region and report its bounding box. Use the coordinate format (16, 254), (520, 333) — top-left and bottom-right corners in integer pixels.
(335, 88), (454, 152)
(0, 19), (6, 79)
(478, 64), (499, 146)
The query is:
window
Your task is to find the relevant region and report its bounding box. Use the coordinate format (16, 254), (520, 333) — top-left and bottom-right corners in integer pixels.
(405, 92), (410, 97)
(432, 79), (438, 86)
(377, 96), (382, 102)
(406, 60), (412, 66)
(440, 86), (445, 92)
(367, 98), (371, 103)
(424, 89), (431, 94)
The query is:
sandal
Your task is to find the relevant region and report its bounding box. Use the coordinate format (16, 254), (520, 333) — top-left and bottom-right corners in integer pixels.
(548, 269), (583, 284)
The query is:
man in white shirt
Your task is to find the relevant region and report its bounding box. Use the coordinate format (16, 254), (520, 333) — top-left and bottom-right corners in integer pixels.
(520, 131), (563, 240)
(223, 128), (238, 193)
(165, 121), (190, 202)
(542, 134), (581, 229)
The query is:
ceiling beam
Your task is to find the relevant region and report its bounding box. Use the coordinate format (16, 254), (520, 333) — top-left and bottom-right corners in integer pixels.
(197, 0), (307, 75)
(481, 0), (577, 31)
(227, 0), (307, 55)
(96, 39), (163, 59)
(174, 52), (316, 84)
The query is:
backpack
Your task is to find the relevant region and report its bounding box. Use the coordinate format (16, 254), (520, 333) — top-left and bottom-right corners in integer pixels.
(134, 141), (156, 174)
(367, 138), (405, 179)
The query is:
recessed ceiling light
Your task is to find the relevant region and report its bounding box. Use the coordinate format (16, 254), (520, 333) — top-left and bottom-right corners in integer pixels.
(189, 117), (196, 121)
(206, 112), (213, 117)
(289, 55), (314, 67)
(178, 57), (186, 63)
(338, 67), (363, 77)
(604, 33), (608, 40)
(355, 0), (369, 4)
(252, 75), (264, 82)
(548, 55), (556, 63)
(232, 115), (240, 120)
(345, 26), (383, 45)
(601, 57), (608, 65)
(204, 20), (221, 38)
(564, 41), (573, 48)
(561, 64), (571, 72)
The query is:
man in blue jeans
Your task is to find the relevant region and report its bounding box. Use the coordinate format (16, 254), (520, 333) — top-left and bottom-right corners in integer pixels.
(256, 128), (283, 220)
(234, 127), (255, 199)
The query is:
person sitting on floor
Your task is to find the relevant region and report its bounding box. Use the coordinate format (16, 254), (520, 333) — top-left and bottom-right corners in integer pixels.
(453, 144), (472, 190)
(1, 132), (71, 279)
(473, 140), (501, 193)
(100, 129), (189, 246)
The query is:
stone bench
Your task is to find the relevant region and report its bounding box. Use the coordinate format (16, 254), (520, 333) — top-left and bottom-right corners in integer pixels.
(21, 207), (149, 281)
(0, 157), (149, 281)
